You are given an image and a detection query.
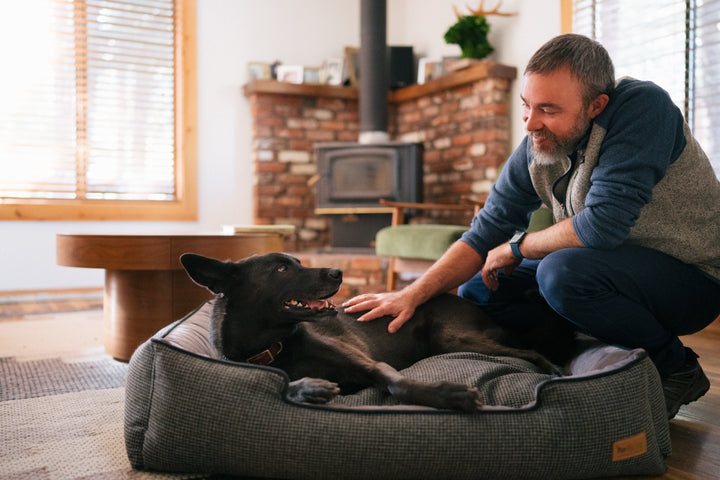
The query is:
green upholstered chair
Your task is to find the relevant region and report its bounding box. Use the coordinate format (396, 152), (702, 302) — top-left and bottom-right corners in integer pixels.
(376, 199), (552, 291)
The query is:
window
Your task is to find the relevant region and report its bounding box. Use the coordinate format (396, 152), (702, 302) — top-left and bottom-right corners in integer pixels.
(567, 0), (720, 178)
(0, 0), (196, 221)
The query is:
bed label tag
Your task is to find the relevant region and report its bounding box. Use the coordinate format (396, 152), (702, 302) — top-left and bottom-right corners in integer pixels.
(612, 432), (647, 461)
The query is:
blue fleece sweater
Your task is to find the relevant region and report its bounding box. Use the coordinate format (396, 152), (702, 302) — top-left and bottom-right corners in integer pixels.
(461, 78), (720, 281)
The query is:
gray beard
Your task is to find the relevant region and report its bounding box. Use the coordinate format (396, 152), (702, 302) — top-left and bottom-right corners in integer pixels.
(530, 147), (569, 166)
(529, 122), (591, 166)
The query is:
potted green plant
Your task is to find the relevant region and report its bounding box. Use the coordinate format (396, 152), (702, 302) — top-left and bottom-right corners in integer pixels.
(444, 1), (516, 60)
(444, 14), (494, 60)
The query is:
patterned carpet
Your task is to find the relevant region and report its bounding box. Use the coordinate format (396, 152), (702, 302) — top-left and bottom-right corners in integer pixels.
(0, 311), (228, 480)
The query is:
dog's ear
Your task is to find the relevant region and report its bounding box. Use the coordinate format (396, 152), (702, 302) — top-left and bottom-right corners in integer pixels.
(180, 253), (235, 294)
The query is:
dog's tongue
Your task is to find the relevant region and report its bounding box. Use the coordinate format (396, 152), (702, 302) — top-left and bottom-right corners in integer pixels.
(306, 299), (335, 310)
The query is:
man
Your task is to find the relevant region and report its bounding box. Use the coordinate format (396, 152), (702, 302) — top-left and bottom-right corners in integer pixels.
(344, 34), (720, 419)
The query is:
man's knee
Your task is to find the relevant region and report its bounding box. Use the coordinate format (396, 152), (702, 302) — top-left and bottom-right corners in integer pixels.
(536, 248), (592, 313)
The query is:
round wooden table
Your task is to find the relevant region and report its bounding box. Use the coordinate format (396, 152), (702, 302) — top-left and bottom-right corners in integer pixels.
(57, 232), (286, 361)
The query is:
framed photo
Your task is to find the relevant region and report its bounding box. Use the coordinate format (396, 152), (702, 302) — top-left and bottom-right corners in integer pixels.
(247, 61), (271, 81)
(303, 66), (322, 84)
(345, 46), (360, 86)
(322, 57), (344, 85)
(417, 58), (442, 84)
(276, 65), (304, 84)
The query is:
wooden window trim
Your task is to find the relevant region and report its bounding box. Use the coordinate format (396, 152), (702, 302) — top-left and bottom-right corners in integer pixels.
(560, 0), (573, 33)
(0, 0), (197, 222)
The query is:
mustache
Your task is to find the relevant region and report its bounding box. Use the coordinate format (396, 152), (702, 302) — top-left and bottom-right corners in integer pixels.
(528, 129), (556, 141)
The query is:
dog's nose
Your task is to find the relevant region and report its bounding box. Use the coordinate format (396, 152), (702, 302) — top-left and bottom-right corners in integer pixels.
(328, 268), (342, 280)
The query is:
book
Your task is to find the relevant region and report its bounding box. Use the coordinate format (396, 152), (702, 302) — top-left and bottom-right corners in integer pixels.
(222, 224), (296, 235)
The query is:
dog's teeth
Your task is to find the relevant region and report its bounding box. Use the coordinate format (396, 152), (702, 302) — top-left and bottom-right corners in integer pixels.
(286, 298), (335, 311)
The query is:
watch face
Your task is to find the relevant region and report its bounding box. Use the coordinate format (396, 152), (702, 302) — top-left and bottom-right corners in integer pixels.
(510, 231), (526, 244)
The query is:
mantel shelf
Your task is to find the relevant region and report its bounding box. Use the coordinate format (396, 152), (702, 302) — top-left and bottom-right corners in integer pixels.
(243, 79), (358, 100)
(242, 60), (517, 103)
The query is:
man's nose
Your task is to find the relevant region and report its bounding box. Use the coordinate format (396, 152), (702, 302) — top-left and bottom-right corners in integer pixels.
(524, 108), (542, 132)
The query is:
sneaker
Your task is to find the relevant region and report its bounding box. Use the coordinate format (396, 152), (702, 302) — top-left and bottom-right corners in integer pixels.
(662, 347), (710, 420)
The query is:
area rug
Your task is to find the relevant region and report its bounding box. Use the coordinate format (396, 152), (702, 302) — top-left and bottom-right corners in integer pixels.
(0, 289), (104, 319)
(0, 345), (226, 479)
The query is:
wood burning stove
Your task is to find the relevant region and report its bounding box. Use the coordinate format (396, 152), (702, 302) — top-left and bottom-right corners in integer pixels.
(316, 142), (423, 209)
(315, 142), (423, 250)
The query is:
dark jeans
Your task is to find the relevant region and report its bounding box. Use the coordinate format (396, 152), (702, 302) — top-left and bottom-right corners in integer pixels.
(458, 245), (720, 376)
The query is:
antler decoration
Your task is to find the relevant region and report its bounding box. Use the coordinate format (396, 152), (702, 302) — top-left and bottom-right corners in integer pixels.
(453, 0), (517, 18)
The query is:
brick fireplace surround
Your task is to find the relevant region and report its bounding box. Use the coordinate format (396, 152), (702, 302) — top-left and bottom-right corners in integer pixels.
(243, 61), (516, 301)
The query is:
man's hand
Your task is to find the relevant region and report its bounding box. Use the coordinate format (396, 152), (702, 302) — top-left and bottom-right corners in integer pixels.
(344, 241), (485, 333)
(342, 290), (419, 333)
(481, 243), (521, 291)
(481, 219), (583, 290)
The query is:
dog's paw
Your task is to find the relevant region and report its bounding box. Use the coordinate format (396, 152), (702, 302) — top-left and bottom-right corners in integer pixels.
(432, 382), (483, 412)
(393, 379), (483, 412)
(286, 377), (340, 404)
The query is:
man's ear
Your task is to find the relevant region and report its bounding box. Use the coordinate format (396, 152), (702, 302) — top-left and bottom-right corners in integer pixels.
(588, 93), (610, 120)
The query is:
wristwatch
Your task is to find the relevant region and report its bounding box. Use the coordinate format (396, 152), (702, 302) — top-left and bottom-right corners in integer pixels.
(509, 231), (527, 259)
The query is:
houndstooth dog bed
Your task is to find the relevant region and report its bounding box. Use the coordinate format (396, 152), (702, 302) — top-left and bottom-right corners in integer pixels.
(125, 301), (670, 479)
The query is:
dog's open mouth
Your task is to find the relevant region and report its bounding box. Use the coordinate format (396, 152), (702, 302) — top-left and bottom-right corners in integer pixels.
(283, 298), (337, 315)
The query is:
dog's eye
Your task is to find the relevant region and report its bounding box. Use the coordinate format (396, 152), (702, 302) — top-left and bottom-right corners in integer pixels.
(277, 264), (288, 272)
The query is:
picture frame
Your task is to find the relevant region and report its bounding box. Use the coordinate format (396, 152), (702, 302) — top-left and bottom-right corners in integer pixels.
(276, 65), (304, 84)
(303, 66), (322, 84)
(247, 61), (271, 81)
(417, 58), (442, 84)
(345, 46), (360, 86)
(322, 57), (344, 85)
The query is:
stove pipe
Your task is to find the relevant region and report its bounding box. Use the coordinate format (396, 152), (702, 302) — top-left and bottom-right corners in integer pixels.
(359, 0), (389, 144)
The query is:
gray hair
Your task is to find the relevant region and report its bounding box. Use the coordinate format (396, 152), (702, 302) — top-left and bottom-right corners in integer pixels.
(525, 34), (615, 105)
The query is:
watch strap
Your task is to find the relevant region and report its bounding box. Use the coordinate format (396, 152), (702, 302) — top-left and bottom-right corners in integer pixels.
(509, 231), (527, 259)
(510, 241), (524, 259)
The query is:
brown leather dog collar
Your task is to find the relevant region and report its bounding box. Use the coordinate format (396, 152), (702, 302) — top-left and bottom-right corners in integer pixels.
(246, 342), (283, 365)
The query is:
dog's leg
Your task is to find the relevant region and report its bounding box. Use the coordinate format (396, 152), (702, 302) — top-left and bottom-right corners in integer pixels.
(312, 334), (482, 411)
(445, 336), (558, 374)
(371, 362), (482, 412)
(286, 378), (341, 404)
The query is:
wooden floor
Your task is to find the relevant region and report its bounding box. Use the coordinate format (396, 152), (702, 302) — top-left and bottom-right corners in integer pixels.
(1, 296), (719, 479)
(611, 318), (720, 480)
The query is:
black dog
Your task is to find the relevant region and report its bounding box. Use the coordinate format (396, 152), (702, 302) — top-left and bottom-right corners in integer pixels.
(181, 252), (573, 412)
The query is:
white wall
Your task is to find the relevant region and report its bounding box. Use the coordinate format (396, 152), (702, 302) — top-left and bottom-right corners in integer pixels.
(0, 0), (560, 292)
(389, 0), (561, 146)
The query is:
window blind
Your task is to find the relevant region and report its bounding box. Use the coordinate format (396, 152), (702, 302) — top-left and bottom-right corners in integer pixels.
(572, 0), (720, 178)
(690, 1), (720, 175)
(0, 0), (177, 202)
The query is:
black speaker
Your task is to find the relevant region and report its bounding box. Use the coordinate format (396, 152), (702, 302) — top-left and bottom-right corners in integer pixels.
(388, 46), (414, 90)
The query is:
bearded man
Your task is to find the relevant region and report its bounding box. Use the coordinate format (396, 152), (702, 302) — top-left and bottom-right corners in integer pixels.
(344, 34), (720, 419)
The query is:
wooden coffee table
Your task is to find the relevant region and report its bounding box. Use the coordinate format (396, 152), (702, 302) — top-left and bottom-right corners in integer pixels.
(57, 231), (287, 361)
